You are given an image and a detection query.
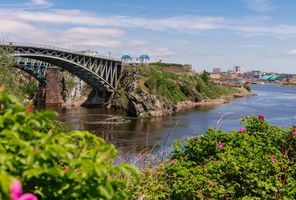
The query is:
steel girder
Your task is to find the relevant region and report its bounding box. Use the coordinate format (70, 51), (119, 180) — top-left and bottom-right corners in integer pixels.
(0, 43), (122, 92)
(15, 57), (50, 84)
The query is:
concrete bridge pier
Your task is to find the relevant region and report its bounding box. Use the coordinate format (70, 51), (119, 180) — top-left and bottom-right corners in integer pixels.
(45, 67), (63, 107)
(34, 67), (111, 108)
(33, 67), (63, 107)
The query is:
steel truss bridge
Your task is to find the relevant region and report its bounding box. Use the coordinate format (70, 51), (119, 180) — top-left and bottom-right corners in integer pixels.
(0, 42), (123, 92)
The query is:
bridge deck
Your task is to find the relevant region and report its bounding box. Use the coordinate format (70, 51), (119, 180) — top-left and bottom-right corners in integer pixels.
(0, 42), (123, 92)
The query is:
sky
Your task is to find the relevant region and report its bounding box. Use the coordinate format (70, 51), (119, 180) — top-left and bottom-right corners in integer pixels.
(1, 0), (296, 73)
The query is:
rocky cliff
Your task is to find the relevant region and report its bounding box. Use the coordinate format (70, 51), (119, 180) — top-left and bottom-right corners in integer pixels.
(61, 71), (91, 106)
(106, 65), (255, 118)
(57, 64), (254, 118)
(106, 68), (175, 118)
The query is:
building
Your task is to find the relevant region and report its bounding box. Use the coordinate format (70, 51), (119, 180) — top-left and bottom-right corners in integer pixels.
(287, 78), (296, 83)
(212, 68), (222, 74)
(210, 73), (221, 81)
(244, 71), (262, 80)
(233, 66), (243, 74)
(252, 71), (262, 79)
(260, 75), (287, 82)
(227, 69), (234, 75)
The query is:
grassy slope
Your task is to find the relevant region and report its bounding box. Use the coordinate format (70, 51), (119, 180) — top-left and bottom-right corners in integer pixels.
(110, 64), (238, 114)
(139, 64), (236, 105)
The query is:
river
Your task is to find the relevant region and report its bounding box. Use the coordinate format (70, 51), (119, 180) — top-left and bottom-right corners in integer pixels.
(56, 84), (296, 158)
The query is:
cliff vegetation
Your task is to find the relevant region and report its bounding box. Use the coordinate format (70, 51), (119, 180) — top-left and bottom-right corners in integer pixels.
(107, 63), (240, 118)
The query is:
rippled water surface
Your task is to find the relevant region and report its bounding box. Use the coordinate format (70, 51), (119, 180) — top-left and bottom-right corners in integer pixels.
(56, 84), (296, 156)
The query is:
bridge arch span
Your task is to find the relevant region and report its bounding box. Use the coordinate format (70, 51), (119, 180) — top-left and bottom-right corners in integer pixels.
(0, 42), (123, 92)
(15, 57), (49, 84)
(15, 53), (114, 91)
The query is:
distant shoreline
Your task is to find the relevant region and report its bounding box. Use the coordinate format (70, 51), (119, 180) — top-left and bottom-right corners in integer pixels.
(176, 88), (256, 112)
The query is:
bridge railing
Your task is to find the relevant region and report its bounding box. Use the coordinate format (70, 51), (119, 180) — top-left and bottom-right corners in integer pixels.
(0, 41), (121, 62)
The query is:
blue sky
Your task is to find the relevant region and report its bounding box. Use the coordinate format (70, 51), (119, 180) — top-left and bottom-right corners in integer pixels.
(1, 0), (296, 73)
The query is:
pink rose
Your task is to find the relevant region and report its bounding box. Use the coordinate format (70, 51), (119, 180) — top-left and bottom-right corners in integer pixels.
(216, 142), (225, 149)
(171, 159), (177, 164)
(10, 179), (38, 200)
(258, 115), (265, 121)
(271, 155), (277, 164)
(239, 128), (246, 133)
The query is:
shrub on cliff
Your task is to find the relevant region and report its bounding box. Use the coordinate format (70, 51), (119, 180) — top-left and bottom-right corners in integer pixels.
(131, 116), (296, 199)
(109, 65), (237, 116)
(200, 70), (210, 83)
(0, 90), (138, 199)
(143, 66), (235, 104)
(243, 83), (251, 92)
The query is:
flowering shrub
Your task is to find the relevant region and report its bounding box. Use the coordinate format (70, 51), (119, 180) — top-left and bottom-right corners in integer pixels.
(10, 179), (37, 200)
(239, 128), (246, 133)
(131, 116), (296, 199)
(0, 91), (138, 199)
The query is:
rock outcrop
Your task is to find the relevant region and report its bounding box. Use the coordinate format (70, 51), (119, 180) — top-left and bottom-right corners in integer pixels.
(127, 92), (174, 118)
(106, 67), (256, 118)
(58, 65), (255, 118)
(106, 68), (174, 118)
(61, 71), (91, 106)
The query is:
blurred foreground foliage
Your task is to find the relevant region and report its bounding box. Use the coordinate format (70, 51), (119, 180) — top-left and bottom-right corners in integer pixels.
(0, 91), (139, 200)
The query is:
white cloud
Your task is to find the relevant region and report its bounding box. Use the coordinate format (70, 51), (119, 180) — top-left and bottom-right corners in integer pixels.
(0, 13), (126, 48)
(2, 6), (296, 51)
(240, 44), (264, 48)
(64, 27), (125, 37)
(286, 49), (296, 56)
(142, 48), (176, 57)
(121, 48), (176, 61)
(245, 0), (274, 12)
(233, 25), (296, 38)
(31, 0), (49, 6)
(11, 9), (296, 39)
(0, 19), (36, 33)
(15, 10), (225, 32)
(54, 9), (82, 15)
(0, 0), (52, 9)
(127, 39), (148, 46)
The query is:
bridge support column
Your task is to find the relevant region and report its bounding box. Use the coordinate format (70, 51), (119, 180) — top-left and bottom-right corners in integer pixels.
(45, 67), (63, 106)
(81, 88), (110, 107)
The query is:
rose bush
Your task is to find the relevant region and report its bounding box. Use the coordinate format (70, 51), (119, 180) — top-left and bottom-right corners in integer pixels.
(0, 91), (138, 200)
(131, 116), (296, 199)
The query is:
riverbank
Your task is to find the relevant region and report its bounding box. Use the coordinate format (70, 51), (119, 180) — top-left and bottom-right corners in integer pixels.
(56, 82), (296, 169)
(107, 64), (254, 118)
(282, 82), (296, 88)
(60, 82), (255, 116)
(175, 87), (256, 111)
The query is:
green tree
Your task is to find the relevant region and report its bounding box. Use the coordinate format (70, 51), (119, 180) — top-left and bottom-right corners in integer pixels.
(0, 47), (21, 96)
(200, 70), (210, 83)
(0, 47), (38, 101)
